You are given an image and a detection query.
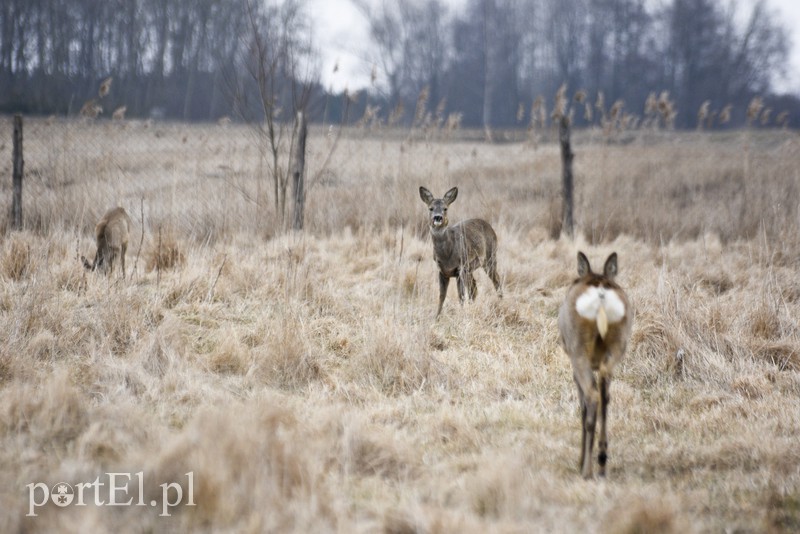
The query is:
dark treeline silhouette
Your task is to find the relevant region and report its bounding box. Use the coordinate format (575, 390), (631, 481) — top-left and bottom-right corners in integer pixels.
(0, 0), (325, 122)
(2, 0), (798, 129)
(359, 0), (800, 130)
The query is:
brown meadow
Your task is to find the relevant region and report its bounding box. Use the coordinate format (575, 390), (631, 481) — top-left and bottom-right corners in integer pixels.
(1, 119), (800, 532)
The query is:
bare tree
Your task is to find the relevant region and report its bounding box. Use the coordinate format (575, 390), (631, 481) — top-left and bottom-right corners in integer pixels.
(353, 0), (451, 117)
(352, 0), (406, 106)
(481, 0), (497, 140)
(545, 0), (588, 93)
(722, 0), (789, 100)
(228, 0), (316, 229)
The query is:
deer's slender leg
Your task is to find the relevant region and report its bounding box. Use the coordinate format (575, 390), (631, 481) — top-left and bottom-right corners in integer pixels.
(574, 374), (587, 470)
(573, 364), (598, 479)
(121, 243), (127, 279)
(467, 274), (477, 300)
(437, 272), (450, 317)
(456, 272), (467, 303)
(598, 373), (610, 477)
(486, 253), (502, 296)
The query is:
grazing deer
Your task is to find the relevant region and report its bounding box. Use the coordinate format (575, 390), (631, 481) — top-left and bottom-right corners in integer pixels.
(558, 252), (632, 479)
(419, 186), (502, 318)
(82, 207), (132, 278)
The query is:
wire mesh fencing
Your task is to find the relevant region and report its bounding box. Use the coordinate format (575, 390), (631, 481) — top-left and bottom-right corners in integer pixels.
(4, 114), (800, 254)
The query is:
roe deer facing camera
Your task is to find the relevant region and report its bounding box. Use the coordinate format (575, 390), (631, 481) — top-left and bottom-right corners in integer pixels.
(558, 252), (632, 479)
(82, 207), (132, 278)
(419, 186), (502, 318)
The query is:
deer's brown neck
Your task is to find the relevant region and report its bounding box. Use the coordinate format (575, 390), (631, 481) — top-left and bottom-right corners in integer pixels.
(430, 224), (462, 273)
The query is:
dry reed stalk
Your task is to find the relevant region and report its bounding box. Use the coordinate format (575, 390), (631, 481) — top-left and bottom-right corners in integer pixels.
(697, 100), (710, 129)
(747, 96), (764, 126)
(552, 83), (568, 122)
(719, 104), (732, 124)
(98, 76), (113, 98)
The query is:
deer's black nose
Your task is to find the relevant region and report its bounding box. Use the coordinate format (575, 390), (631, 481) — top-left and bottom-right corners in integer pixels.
(433, 215), (443, 223)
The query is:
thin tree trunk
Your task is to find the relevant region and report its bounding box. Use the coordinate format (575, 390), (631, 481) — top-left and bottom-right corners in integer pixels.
(12, 114), (23, 230)
(559, 115), (574, 239)
(481, 0), (495, 142)
(291, 111), (307, 231)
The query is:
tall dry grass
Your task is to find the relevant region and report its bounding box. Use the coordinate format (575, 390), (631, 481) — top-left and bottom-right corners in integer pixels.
(1, 119), (799, 532)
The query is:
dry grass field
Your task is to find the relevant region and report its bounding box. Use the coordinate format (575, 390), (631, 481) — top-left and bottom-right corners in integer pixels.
(1, 118), (800, 532)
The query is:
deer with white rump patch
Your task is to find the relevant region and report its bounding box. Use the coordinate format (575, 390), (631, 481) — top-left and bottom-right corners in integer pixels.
(419, 186), (502, 318)
(558, 251), (632, 479)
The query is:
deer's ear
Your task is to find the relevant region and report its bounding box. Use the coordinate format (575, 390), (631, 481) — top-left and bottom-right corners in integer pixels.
(603, 253), (618, 279)
(419, 186), (433, 204)
(577, 251), (591, 277)
(419, 186), (434, 205)
(443, 187), (458, 205)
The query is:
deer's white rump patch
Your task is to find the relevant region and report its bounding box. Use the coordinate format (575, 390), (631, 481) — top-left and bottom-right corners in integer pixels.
(575, 286), (626, 323)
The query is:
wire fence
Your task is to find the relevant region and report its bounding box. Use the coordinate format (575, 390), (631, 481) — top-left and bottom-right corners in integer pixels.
(1, 116), (272, 239)
(0, 115), (550, 243)
(4, 114), (800, 252)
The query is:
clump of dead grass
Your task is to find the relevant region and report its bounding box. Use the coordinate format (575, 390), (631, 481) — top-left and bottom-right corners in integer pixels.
(255, 316), (325, 390)
(338, 418), (416, 480)
(470, 454), (530, 519)
(148, 403), (338, 531)
(0, 370), (88, 448)
(77, 404), (159, 466)
(604, 495), (684, 534)
(748, 301), (782, 340)
(208, 328), (251, 375)
(1, 235), (34, 280)
(136, 313), (186, 377)
(349, 325), (448, 396)
(146, 231), (186, 272)
(751, 341), (800, 372)
(27, 329), (57, 361)
(731, 373), (770, 399)
(382, 506), (481, 534)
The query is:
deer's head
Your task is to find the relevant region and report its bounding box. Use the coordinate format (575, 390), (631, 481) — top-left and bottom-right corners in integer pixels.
(419, 186), (458, 231)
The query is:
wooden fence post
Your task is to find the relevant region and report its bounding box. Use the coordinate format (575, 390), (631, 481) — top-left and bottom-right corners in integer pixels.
(559, 114), (574, 239)
(291, 111), (308, 231)
(12, 114), (23, 230)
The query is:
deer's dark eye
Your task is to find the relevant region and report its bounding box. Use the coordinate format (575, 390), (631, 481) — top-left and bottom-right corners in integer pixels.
(429, 207), (433, 211)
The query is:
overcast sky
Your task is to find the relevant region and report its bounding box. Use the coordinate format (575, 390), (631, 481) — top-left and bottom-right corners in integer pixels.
(309, 0), (800, 97)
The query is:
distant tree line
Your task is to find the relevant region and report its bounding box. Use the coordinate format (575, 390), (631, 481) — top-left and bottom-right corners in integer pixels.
(357, 0), (797, 130)
(0, 0), (310, 121)
(1, 0), (797, 129)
